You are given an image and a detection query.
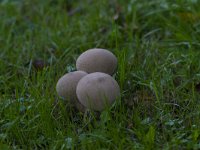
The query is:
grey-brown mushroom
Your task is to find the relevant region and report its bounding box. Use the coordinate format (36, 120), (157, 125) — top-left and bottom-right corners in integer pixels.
(76, 48), (117, 75)
(76, 72), (120, 111)
(56, 71), (87, 111)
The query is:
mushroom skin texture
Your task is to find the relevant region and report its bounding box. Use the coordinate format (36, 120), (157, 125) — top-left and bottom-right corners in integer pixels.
(76, 72), (120, 111)
(56, 71), (87, 111)
(76, 48), (117, 75)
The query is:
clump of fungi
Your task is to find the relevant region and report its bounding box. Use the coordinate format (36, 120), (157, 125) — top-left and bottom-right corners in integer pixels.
(56, 48), (120, 112)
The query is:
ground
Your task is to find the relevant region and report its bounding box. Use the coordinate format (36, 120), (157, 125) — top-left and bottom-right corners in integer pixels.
(0, 0), (200, 149)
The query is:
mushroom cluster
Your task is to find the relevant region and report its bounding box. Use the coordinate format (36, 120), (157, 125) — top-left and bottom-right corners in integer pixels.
(56, 48), (120, 111)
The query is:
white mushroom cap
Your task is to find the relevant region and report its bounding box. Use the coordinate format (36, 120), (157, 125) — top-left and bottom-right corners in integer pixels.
(76, 48), (117, 75)
(56, 71), (87, 111)
(76, 72), (120, 111)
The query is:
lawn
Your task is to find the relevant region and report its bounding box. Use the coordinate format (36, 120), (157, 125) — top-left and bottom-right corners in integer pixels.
(0, 0), (200, 149)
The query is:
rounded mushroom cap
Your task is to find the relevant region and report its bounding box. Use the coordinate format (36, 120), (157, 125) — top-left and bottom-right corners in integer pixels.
(76, 72), (120, 111)
(76, 48), (117, 75)
(56, 71), (87, 111)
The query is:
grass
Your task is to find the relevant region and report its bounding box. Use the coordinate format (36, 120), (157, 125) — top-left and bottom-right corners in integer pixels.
(0, 0), (200, 149)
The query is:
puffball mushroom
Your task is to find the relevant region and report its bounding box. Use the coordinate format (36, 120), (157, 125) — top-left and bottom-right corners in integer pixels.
(76, 48), (117, 75)
(76, 72), (120, 111)
(56, 71), (87, 111)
